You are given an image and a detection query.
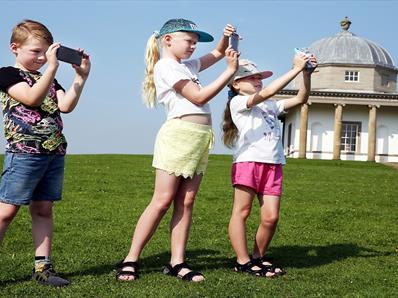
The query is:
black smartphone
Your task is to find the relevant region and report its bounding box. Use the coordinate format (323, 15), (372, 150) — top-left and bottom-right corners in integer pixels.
(229, 33), (239, 51)
(56, 45), (83, 66)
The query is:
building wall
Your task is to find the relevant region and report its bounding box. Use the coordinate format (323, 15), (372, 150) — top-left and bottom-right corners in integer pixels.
(375, 106), (398, 162)
(374, 67), (397, 93)
(294, 65), (397, 93)
(298, 65), (376, 91)
(283, 103), (398, 162)
(284, 103), (335, 160)
(283, 105), (301, 155)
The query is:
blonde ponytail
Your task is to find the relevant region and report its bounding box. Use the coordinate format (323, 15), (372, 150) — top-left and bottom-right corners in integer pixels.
(142, 33), (161, 108)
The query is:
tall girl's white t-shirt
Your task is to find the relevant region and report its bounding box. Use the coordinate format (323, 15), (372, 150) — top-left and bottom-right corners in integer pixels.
(230, 95), (286, 164)
(154, 58), (211, 119)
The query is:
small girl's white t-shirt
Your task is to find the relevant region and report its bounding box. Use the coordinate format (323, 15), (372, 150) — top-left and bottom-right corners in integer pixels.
(154, 58), (211, 119)
(230, 95), (286, 164)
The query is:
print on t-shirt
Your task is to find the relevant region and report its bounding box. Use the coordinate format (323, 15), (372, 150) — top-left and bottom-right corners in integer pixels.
(260, 107), (281, 141)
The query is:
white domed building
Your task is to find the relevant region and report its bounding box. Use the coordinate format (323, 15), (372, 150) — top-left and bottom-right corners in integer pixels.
(276, 17), (398, 163)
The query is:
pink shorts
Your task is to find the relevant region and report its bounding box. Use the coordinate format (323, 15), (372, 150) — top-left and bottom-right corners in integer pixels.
(231, 162), (283, 196)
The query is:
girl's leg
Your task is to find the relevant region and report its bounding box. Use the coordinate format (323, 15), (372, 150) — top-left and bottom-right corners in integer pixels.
(119, 169), (181, 281)
(30, 201), (54, 257)
(228, 185), (256, 264)
(0, 202), (20, 244)
(169, 174), (203, 281)
(169, 173), (202, 264)
(252, 194), (280, 258)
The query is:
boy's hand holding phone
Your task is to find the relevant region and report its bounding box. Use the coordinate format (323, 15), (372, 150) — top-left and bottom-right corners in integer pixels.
(56, 45), (83, 66)
(75, 52), (91, 79)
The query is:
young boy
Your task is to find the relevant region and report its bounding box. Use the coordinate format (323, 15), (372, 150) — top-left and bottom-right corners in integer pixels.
(0, 19), (91, 287)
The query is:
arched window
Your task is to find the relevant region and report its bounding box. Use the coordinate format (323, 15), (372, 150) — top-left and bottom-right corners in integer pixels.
(310, 122), (323, 152)
(376, 125), (389, 154)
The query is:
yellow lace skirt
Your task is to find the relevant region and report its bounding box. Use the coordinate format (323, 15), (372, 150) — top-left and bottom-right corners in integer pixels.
(152, 118), (214, 178)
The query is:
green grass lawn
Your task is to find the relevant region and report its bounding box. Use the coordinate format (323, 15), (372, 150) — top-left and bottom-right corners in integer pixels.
(0, 155), (397, 297)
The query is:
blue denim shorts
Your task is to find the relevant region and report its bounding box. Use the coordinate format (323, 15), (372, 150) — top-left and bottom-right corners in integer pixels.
(0, 152), (65, 206)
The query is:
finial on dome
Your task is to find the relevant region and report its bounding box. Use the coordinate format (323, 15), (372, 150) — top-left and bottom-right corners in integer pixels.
(340, 17), (351, 31)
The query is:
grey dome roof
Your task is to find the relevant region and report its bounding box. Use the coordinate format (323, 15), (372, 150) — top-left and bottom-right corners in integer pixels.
(308, 21), (396, 71)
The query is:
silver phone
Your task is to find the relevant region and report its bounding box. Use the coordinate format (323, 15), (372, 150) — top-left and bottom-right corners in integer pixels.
(229, 33), (239, 51)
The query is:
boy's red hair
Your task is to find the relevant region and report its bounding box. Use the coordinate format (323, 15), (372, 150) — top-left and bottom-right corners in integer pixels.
(11, 19), (53, 46)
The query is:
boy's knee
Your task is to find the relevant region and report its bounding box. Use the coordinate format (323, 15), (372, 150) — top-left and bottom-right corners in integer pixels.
(30, 202), (53, 218)
(31, 209), (53, 218)
(0, 207), (19, 223)
(0, 212), (17, 223)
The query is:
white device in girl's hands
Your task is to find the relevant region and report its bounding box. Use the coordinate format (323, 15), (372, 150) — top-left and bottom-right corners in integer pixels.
(294, 47), (316, 69)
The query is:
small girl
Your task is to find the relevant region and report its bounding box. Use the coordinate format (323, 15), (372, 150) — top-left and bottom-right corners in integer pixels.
(222, 56), (316, 277)
(117, 19), (238, 282)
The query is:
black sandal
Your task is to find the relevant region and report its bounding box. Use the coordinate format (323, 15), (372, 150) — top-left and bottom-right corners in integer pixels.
(252, 256), (286, 276)
(163, 262), (204, 282)
(234, 259), (276, 278)
(116, 261), (139, 281)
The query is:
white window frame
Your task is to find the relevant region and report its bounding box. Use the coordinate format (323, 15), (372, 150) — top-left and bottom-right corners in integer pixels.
(345, 71), (359, 82)
(340, 121), (361, 152)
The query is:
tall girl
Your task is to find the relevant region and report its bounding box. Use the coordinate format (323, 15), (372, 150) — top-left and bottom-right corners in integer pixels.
(117, 19), (238, 282)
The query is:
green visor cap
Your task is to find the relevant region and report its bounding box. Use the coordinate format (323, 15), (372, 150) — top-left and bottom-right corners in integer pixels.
(158, 18), (214, 42)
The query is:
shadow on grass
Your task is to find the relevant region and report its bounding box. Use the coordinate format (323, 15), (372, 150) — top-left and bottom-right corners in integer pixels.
(268, 243), (392, 269)
(0, 244), (392, 287)
(0, 275), (31, 289)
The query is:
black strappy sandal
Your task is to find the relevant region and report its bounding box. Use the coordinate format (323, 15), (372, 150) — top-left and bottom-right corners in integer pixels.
(234, 259), (276, 278)
(163, 262), (204, 282)
(116, 261), (139, 281)
(252, 256), (286, 276)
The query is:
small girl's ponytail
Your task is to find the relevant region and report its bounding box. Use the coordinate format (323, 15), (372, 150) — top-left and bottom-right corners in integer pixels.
(142, 33), (161, 108)
(222, 90), (239, 148)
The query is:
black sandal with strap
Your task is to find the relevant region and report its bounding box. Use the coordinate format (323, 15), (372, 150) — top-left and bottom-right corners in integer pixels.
(252, 256), (286, 276)
(234, 260), (276, 278)
(163, 262), (204, 282)
(116, 261), (139, 281)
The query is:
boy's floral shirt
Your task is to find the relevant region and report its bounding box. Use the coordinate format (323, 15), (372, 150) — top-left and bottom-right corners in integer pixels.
(0, 67), (67, 154)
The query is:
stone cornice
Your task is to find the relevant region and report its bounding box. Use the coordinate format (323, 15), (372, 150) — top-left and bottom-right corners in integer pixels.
(276, 89), (398, 106)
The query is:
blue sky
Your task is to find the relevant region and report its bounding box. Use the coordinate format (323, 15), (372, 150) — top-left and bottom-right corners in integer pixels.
(1, 0), (397, 154)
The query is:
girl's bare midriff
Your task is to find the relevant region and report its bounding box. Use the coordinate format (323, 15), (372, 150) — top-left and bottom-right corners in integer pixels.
(178, 114), (212, 125)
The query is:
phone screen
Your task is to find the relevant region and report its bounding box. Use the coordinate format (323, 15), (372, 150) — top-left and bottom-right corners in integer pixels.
(56, 46), (83, 66)
(229, 34), (239, 51)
